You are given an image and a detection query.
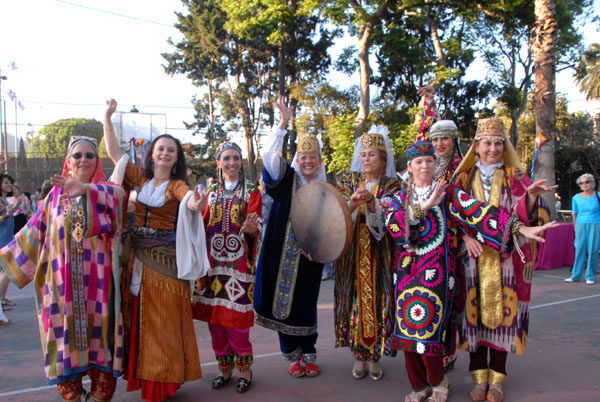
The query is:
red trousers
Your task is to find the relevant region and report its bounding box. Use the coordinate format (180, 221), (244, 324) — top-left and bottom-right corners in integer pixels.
(404, 352), (444, 391)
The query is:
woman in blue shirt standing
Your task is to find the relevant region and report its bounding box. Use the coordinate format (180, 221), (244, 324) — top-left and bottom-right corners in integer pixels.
(565, 173), (600, 284)
(0, 174), (17, 324)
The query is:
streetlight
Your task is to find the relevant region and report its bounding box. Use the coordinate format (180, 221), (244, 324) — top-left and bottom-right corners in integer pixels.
(0, 73), (7, 173)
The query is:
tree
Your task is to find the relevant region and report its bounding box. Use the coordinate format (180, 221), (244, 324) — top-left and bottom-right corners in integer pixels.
(575, 43), (600, 101)
(27, 118), (103, 158)
(532, 0), (558, 215)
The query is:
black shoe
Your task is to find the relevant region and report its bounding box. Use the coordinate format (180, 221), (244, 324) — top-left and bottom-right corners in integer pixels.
(212, 375), (232, 390)
(236, 372), (252, 393)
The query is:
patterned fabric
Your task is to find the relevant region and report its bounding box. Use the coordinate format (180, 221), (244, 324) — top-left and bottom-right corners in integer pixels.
(434, 152), (462, 184)
(384, 186), (513, 356)
(1, 185), (124, 385)
(455, 165), (550, 355)
(296, 135), (320, 155)
(209, 324), (253, 372)
(192, 179), (262, 329)
(216, 141), (242, 160)
(406, 141), (435, 162)
(335, 172), (400, 359)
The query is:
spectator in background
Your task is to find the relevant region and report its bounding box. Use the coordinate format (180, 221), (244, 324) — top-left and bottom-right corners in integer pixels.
(258, 177), (273, 222)
(555, 193), (562, 211)
(39, 179), (53, 200)
(0, 174), (18, 313)
(11, 184), (31, 233)
(565, 173), (600, 285)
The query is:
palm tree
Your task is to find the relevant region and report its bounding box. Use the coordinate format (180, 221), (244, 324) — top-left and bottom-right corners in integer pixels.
(575, 43), (600, 101)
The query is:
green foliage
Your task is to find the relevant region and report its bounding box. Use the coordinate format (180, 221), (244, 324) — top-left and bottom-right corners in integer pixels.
(322, 112), (357, 173)
(27, 118), (103, 158)
(575, 43), (600, 100)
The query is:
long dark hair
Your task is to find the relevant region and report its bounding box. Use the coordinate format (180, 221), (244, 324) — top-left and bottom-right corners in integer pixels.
(0, 174), (14, 197)
(143, 134), (187, 181)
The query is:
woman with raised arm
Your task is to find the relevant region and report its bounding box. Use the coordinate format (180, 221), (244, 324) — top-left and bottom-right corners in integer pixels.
(192, 140), (262, 393)
(254, 95), (327, 378)
(453, 118), (555, 402)
(0, 137), (125, 401)
(385, 140), (556, 402)
(104, 99), (209, 402)
(335, 125), (400, 380)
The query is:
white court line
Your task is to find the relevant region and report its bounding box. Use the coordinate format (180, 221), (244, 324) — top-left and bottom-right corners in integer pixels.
(533, 272), (569, 280)
(0, 352), (282, 397)
(3, 292), (599, 398)
(530, 293), (600, 309)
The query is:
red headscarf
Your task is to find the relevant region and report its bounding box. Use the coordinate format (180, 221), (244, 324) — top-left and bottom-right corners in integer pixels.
(61, 137), (107, 184)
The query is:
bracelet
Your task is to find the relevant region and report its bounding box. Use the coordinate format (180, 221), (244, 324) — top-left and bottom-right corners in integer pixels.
(511, 220), (524, 235)
(368, 194), (375, 203)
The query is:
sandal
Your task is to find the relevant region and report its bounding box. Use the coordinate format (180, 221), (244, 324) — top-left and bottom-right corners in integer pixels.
(0, 318), (11, 325)
(2, 299), (16, 307)
(304, 362), (320, 377)
(428, 375), (450, 402)
(211, 374), (232, 390)
(486, 385), (504, 402)
(288, 361), (305, 378)
(236, 372), (252, 393)
(469, 383), (488, 401)
(405, 387), (432, 402)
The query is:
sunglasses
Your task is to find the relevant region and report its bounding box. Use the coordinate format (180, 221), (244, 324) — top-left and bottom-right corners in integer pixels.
(579, 180), (591, 184)
(71, 152), (97, 160)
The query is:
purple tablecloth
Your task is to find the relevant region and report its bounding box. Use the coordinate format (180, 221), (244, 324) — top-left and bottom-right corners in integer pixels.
(534, 222), (575, 270)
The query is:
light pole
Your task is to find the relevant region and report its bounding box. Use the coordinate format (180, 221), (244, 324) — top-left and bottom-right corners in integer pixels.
(0, 72), (6, 173)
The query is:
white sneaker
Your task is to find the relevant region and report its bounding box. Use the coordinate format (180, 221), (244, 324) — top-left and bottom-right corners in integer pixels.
(586, 280), (595, 285)
(564, 278), (579, 282)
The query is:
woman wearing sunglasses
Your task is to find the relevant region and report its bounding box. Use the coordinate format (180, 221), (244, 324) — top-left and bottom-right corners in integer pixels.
(565, 173), (600, 284)
(0, 136), (127, 401)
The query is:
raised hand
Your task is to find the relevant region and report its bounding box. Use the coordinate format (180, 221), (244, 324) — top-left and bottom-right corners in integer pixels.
(187, 187), (208, 212)
(422, 180), (448, 210)
(518, 220), (559, 242)
(50, 174), (87, 200)
(417, 85), (435, 100)
(276, 95), (294, 129)
(527, 179), (558, 198)
(241, 212), (259, 235)
(105, 98), (118, 118)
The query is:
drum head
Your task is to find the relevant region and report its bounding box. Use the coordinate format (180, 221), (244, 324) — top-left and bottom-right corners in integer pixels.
(290, 180), (352, 264)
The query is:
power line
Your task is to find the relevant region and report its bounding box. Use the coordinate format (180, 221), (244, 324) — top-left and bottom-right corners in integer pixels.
(20, 99), (196, 110)
(55, 0), (176, 28)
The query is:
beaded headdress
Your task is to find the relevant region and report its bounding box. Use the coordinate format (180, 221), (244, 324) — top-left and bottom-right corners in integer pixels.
(429, 120), (458, 140)
(216, 141), (242, 160)
(406, 141), (435, 162)
(296, 135), (321, 155)
(474, 118), (505, 141)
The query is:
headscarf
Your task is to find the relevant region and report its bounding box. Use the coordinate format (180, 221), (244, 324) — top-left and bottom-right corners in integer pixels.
(216, 141), (242, 160)
(350, 125), (397, 178)
(62, 136), (106, 184)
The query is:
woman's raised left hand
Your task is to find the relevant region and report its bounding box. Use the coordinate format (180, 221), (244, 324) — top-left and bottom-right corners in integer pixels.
(527, 179), (558, 198)
(50, 175), (87, 200)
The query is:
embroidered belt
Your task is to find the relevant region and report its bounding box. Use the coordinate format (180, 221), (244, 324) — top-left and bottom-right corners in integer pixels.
(129, 227), (182, 281)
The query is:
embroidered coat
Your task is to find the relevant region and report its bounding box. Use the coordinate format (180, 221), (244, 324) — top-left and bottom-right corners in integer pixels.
(384, 186), (515, 356)
(192, 180), (262, 329)
(1, 184), (125, 384)
(455, 166), (549, 355)
(335, 172), (400, 358)
(254, 162), (324, 336)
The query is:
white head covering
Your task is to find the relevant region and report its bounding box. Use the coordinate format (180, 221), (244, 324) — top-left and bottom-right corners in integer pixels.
(350, 125), (397, 178)
(291, 135), (327, 182)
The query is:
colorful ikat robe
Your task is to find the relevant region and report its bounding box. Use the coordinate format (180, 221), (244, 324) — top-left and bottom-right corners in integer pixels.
(193, 180), (262, 329)
(335, 172), (400, 359)
(455, 166), (550, 355)
(384, 186), (514, 356)
(1, 184), (125, 384)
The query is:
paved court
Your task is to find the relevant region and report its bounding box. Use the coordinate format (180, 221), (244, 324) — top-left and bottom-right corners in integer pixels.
(0, 266), (598, 402)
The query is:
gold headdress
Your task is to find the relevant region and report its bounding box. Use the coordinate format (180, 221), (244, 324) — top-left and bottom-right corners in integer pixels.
(296, 135), (321, 156)
(453, 118), (523, 178)
(360, 125), (387, 152)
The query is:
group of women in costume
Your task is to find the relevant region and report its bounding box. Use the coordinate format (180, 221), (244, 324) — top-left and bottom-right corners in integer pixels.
(0, 91), (558, 402)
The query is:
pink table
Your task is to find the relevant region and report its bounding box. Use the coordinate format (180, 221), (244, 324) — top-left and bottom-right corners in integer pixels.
(534, 222), (575, 270)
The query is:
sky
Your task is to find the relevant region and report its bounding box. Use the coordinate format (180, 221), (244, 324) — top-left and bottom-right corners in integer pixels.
(0, 0), (599, 154)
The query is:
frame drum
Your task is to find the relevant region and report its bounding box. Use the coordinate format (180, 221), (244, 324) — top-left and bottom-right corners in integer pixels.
(290, 181), (352, 264)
